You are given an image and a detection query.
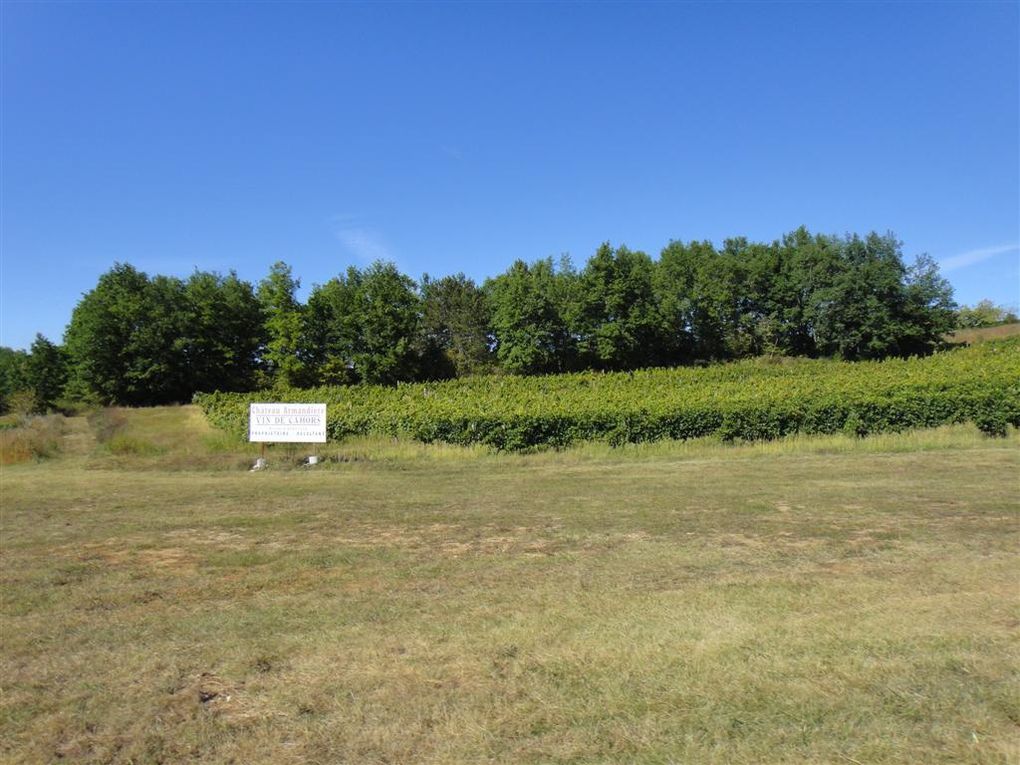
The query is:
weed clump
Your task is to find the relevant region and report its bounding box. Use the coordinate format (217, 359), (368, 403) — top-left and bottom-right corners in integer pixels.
(975, 409), (1008, 438)
(0, 415), (65, 464)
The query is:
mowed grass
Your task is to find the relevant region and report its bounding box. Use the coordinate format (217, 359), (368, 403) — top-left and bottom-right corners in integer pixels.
(1, 408), (1018, 763)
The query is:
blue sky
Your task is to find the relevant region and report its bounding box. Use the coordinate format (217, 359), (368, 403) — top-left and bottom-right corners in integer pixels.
(2, 1), (1018, 350)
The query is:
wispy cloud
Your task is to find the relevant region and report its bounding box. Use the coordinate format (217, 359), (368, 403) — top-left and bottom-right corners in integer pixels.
(440, 144), (464, 161)
(329, 214), (394, 265)
(336, 228), (392, 264)
(939, 243), (1019, 272)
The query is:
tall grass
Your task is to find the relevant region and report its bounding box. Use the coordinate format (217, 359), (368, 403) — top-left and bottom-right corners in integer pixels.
(75, 406), (1020, 470)
(31, 405), (1012, 473)
(948, 322), (1020, 344)
(0, 415), (65, 465)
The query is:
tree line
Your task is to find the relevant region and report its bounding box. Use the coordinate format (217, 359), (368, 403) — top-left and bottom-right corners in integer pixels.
(1, 226), (1002, 410)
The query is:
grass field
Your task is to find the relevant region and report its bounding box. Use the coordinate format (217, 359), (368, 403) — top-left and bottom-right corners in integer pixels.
(1, 407), (1018, 763)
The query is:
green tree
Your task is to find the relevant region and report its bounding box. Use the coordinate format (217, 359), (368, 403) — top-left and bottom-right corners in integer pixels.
(64, 264), (190, 405)
(305, 267), (363, 385)
(656, 240), (740, 361)
(809, 232), (953, 360)
(956, 299), (1019, 328)
(182, 271), (264, 393)
(306, 262), (422, 385)
(717, 237), (770, 358)
(486, 258), (577, 375)
(742, 227), (844, 358)
(257, 262), (309, 388)
(140, 275), (192, 400)
(773, 228), (841, 357)
(65, 263), (147, 404)
(572, 244), (663, 370)
(811, 233), (906, 359)
(26, 334), (68, 412)
(655, 241), (706, 363)
(352, 261), (422, 385)
(420, 273), (493, 378)
(898, 254), (956, 354)
(0, 346), (30, 413)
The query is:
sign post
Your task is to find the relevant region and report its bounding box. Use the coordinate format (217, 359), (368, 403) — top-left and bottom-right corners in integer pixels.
(248, 403), (327, 468)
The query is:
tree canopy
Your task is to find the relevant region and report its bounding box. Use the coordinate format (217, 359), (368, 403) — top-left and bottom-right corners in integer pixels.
(5, 227), (969, 407)
(64, 264), (264, 406)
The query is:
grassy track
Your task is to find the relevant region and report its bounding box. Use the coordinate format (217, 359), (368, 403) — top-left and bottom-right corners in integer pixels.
(1, 409), (1018, 763)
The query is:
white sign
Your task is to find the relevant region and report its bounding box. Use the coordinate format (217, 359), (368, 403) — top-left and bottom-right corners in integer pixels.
(249, 403), (327, 443)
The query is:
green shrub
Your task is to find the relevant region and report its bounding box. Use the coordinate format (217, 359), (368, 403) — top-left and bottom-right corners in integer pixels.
(195, 337), (1020, 452)
(5, 390), (37, 417)
(975, 408), (1009, 438)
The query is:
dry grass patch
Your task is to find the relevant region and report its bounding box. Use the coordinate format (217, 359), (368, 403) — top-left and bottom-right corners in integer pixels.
(948, 323), (1020, 345)
(0, 415), (65, 465)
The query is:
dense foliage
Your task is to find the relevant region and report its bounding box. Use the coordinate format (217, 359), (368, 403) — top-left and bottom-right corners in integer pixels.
(306, 262), (425, 386)
(955, 300), (1019, 329)
(25, 335), (68, 413)
(63, 265), (264, 406)
(9, 226), (974, 408)
(196, 337), (1020, 450)
(0, 346), (31, 413)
